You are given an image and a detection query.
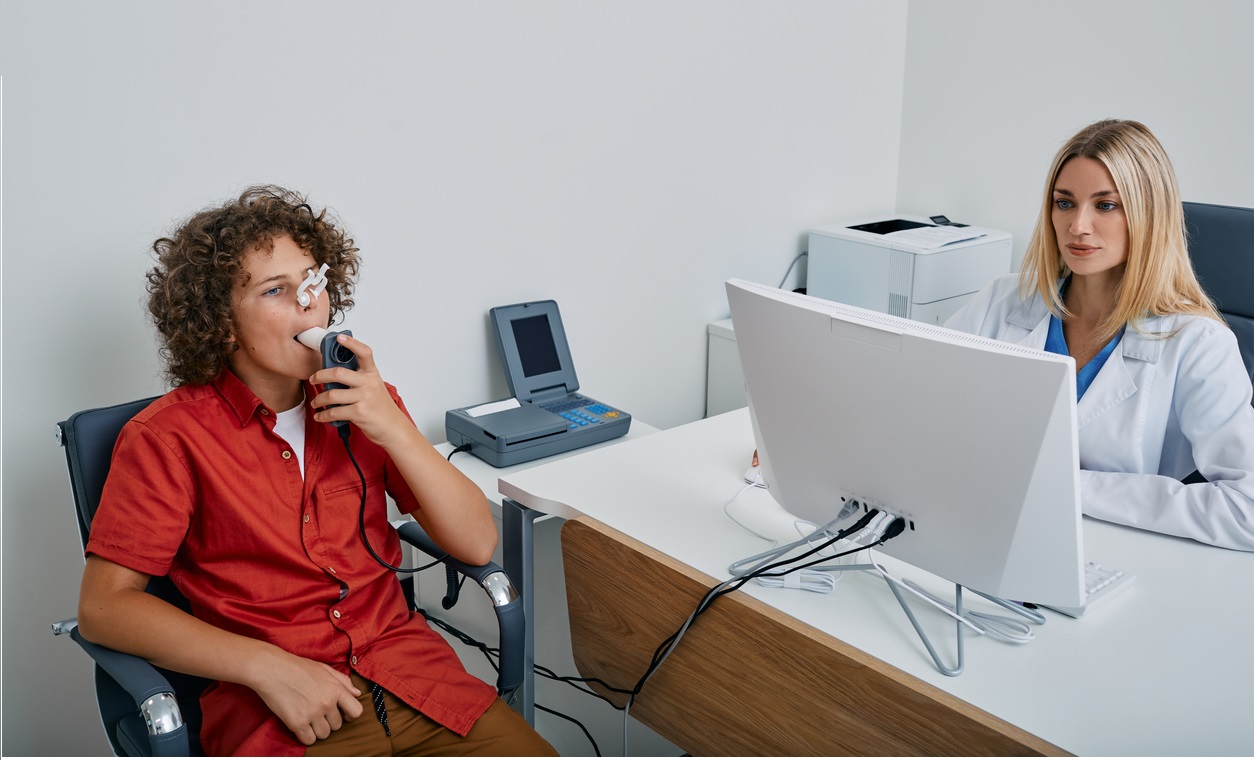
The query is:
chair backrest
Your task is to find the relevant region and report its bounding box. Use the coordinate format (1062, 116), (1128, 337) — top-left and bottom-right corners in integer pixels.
(59, 397), (208, 755)
(61, 398), (160, 546)
(1183, 201), (1254, 390)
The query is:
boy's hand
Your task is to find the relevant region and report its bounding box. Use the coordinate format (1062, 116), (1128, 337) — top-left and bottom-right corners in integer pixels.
(252, 651), (364, 746)
(309, 333), (415, 451)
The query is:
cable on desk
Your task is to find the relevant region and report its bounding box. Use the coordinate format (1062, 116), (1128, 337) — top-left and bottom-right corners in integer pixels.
(722, 482), (768, 538)
(725, 497), (862, 593)
(446, 443), (473, 461)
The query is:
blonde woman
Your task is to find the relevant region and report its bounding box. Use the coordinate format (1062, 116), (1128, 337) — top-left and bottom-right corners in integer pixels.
(947, 119), (1254, 550)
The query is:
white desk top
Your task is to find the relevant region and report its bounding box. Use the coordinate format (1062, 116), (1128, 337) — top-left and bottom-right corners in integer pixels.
(435, 420), (659, 511)
(499, 408), (1254, 756)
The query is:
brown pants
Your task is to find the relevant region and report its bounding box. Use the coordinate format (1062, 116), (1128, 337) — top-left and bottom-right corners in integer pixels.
(305, 673), (556, 757)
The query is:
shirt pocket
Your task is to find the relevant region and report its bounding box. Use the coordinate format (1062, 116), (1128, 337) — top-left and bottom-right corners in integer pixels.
(316, 473), (400, 566)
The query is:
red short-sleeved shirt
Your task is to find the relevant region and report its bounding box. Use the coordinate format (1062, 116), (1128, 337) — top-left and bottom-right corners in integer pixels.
(85, 369), (496, 756)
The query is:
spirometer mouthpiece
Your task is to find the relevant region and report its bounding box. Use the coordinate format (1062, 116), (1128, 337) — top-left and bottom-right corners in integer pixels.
(295, 326), (328, 351)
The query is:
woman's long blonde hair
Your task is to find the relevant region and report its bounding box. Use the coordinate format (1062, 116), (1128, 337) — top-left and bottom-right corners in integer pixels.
(1019, 119), (1220, 344)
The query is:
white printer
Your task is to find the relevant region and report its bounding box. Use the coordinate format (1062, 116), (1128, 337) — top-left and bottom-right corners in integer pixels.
(806, 214), (1012, 324)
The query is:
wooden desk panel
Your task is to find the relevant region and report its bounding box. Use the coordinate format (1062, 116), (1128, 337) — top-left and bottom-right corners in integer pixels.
(562, 517), (1064, 757)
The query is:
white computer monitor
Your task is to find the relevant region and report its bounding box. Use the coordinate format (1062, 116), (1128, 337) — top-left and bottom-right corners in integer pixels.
(726, 278), (1085, 608)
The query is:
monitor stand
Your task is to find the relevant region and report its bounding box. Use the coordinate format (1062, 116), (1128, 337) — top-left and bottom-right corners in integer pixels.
(840, 567), (1045, 676)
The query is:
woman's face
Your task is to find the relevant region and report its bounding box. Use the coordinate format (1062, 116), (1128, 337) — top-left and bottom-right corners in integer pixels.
(1051, 156), (1129, 279)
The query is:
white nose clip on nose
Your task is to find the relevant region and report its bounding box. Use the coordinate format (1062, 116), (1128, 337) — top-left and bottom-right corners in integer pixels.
(296, 264), (330, 308)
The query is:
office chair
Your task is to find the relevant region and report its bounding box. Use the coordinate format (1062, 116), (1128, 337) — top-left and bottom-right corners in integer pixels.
(51, 397), (524, 756)
(1183, 201), (1254, 385)
(1177, 202), (1254, 486)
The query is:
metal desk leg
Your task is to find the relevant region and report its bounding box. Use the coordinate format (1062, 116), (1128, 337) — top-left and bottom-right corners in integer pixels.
(501, 498), (539, 725)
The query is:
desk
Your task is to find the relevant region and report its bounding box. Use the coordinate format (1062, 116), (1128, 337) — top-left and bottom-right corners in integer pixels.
(499, 408), (1254, 756)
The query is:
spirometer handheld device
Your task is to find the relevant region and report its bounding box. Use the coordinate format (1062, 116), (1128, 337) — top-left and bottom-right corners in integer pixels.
(296, 326), (358, 428)
(445, 299), (631, 467)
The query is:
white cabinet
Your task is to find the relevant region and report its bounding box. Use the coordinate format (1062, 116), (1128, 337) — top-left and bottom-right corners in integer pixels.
(706, 319), (746, 417)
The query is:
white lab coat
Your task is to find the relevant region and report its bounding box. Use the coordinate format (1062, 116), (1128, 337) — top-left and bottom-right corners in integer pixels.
(946, 274), (1254, 551)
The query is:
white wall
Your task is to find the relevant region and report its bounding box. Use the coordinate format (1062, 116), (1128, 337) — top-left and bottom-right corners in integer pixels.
(11, 1), (1249, 755)
(898, 0), (1254, 270)
(0, 1), (908, 755)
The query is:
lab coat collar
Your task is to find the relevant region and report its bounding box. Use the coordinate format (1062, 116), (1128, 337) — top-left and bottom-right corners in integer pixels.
(1010, 291), (1170, 365)
(1013, 293), (1170, 429)
(1008, 296), (1051, 350)
(1007, 292), (1050, 333)
(1119, 314), (1170, 364)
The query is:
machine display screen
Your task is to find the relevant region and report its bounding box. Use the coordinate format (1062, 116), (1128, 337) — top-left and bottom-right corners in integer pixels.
(511, 315), (562, 377)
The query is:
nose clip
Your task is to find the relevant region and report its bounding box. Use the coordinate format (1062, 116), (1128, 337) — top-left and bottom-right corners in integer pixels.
(296, 264), (330, 308)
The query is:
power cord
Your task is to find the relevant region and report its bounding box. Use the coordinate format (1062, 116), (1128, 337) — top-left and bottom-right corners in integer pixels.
(778, 250), (808, 290)
(722, 483), (824, 543)
(535, 704), (601, 757)
(615, 509), (905, 752)
(416, 598), (605, 756)
(622, 509), (905, 730)
(532, 663), (635, 706)
(724, 495), (862, 593)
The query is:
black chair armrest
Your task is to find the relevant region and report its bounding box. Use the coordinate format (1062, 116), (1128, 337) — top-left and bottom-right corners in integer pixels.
(62, 624), (190, 756)
(393, 521), (525, 696)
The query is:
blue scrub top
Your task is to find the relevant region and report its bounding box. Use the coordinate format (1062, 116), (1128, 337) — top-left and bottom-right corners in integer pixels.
(1045, 313), (1125, 401)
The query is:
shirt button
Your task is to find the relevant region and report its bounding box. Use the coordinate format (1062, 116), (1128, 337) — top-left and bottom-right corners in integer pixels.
(260, 409), (270, 416)
(282, 450), (292, 460)
(333, 610), (342, 619)
(303, 514), (310, 523)
(351, 656), (359, 665)
(327, 567), (337, 575)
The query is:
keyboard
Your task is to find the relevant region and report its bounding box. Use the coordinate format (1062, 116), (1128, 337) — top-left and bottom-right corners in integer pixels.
(1042, 561), (1136, 618)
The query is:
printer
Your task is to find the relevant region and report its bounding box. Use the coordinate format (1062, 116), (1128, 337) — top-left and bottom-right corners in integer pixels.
(806, 214), (1012, 324)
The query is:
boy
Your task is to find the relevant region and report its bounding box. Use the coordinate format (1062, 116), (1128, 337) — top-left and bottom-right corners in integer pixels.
(78, 185), (555, 756)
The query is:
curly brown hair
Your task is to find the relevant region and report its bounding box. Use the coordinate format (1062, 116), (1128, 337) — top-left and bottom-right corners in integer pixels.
(147, 185), (362, 387)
